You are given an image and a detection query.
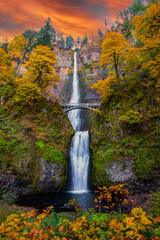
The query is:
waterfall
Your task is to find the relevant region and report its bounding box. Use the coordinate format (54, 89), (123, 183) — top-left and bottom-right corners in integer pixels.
(68, 51), (90, 192)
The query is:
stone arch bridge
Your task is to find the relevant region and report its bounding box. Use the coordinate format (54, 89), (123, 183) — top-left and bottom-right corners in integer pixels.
(60, 103), (100, 113)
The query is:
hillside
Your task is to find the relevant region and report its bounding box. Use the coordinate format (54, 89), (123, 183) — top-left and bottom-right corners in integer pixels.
(0, 94), (73, 195)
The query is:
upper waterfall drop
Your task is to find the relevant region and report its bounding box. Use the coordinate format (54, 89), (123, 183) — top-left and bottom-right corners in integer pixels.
(68, 51), (90, 192)
(68, 51), (80, 131)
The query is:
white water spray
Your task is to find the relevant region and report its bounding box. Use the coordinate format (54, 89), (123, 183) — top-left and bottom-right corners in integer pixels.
(68, 51), (89, 192)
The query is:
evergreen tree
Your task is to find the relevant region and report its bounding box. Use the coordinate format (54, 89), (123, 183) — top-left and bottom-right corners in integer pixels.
(65, 35), (74, 49)
(98, 27), (103, 39)
(129, 0), (146, 19)
(57, 33), (65, 49)
(81, 33), (88, 46)
(23, 29), (37, 52)
(0, 41), (9, 53)
(34, 18), (56, 49)
(76, 36), (81, 44)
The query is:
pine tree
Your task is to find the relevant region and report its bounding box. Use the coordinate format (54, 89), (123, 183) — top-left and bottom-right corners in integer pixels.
(34, 18), (56, 49)
(98, 28), (103, 39)
(66, 36), (74, 49)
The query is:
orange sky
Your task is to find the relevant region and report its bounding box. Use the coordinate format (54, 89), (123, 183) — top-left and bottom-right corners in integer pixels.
(0, 0), (133, 41)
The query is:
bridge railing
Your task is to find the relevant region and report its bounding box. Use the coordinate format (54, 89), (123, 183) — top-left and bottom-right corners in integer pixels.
(60, 103), (100, 107)
(60, 103), (100, 112)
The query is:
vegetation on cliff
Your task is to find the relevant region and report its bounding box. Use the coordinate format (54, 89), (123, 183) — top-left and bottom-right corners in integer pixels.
(0, 43), (73, 194)
(90, 2), (160, 187)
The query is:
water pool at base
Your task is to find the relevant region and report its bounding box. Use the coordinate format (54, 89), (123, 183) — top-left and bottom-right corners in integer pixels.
(16, 191), (98, 212)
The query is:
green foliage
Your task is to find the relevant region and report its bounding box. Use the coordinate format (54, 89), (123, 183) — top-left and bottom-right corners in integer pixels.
(121, 19), (132, 38)
(0, 193), (17, 205)
(22, 29), (37, 52)
(98, 27), (104, 39)
(66, 35), (74, 49)
(33, 17), (56, 49)
(57, 33), (65, 49)
(134, 147), (160, 179)
(84, 62), (92, 69)
(150, 187), (160, 215)
(36, 141), (64, 164)
(0, 135), (18, 157)
(81, 35), (88, 46)
(69, 199), (83, 213)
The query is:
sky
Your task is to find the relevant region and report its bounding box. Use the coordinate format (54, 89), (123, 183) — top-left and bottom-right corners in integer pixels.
(0, 0), (133, 41)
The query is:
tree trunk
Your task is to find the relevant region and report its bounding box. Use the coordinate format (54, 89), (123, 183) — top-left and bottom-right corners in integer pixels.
(15, 60), (23, 76)
(15, 51), (27, 76)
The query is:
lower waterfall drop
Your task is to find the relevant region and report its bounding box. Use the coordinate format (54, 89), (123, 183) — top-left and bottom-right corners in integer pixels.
(68, 51), (90, 192)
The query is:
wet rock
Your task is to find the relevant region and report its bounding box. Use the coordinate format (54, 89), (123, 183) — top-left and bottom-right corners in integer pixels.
(106, 158), (136, 185)
(36, 158), (64, 193)
(62, 203), (75, 211)
(0, 158), (65, 196)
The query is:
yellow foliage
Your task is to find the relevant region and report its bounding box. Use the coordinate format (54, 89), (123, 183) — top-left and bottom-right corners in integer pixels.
(132, 2), (160, 47)
(0, 206), (159, 240)
(8, 34), (28, 60)
(25, 45), (60, 89)
(91, 75), (118, 101)
(0, 47), (14, 81)
(124, 47), (143, 73)
(132, 2), (160, 86)
(15, 82), (42, 105)
(100, 31), (129, 78)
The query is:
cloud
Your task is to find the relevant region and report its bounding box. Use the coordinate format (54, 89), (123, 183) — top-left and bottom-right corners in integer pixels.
(0, 0), (133, 41)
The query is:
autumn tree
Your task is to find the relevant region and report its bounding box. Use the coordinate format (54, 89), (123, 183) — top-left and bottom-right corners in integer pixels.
(100, 31), (129, 79)
(14, 82), (42, 106)
(91, 75), (119, 101)
(0, 46), (14, 81)
(0, 40), (9, 53)
(92, 32), (129, 102)
(117, 0), (146, 38)
(8, 34), (28, 76)
(8, 34), (28, 61)
(132, 2), (160, 87)
(0, 46), (15, 102)
(24, 45), (60, 89)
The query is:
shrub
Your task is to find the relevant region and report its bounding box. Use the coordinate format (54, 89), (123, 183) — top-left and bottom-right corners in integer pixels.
(14, 83), (42, 105)
(0, 193), (17, 205)
(119, 110), (143, 126)
(94, 184), (130, 212)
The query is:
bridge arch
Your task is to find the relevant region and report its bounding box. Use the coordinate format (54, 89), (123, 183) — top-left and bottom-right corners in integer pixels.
(60, 103), (100, 113)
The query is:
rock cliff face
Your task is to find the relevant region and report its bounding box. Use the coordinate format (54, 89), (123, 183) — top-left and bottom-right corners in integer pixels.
(0, 100), (74, 196)
(78, 42), (105, 103)
(54, 47), (73, 102)
(55, 42), (104, 104)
